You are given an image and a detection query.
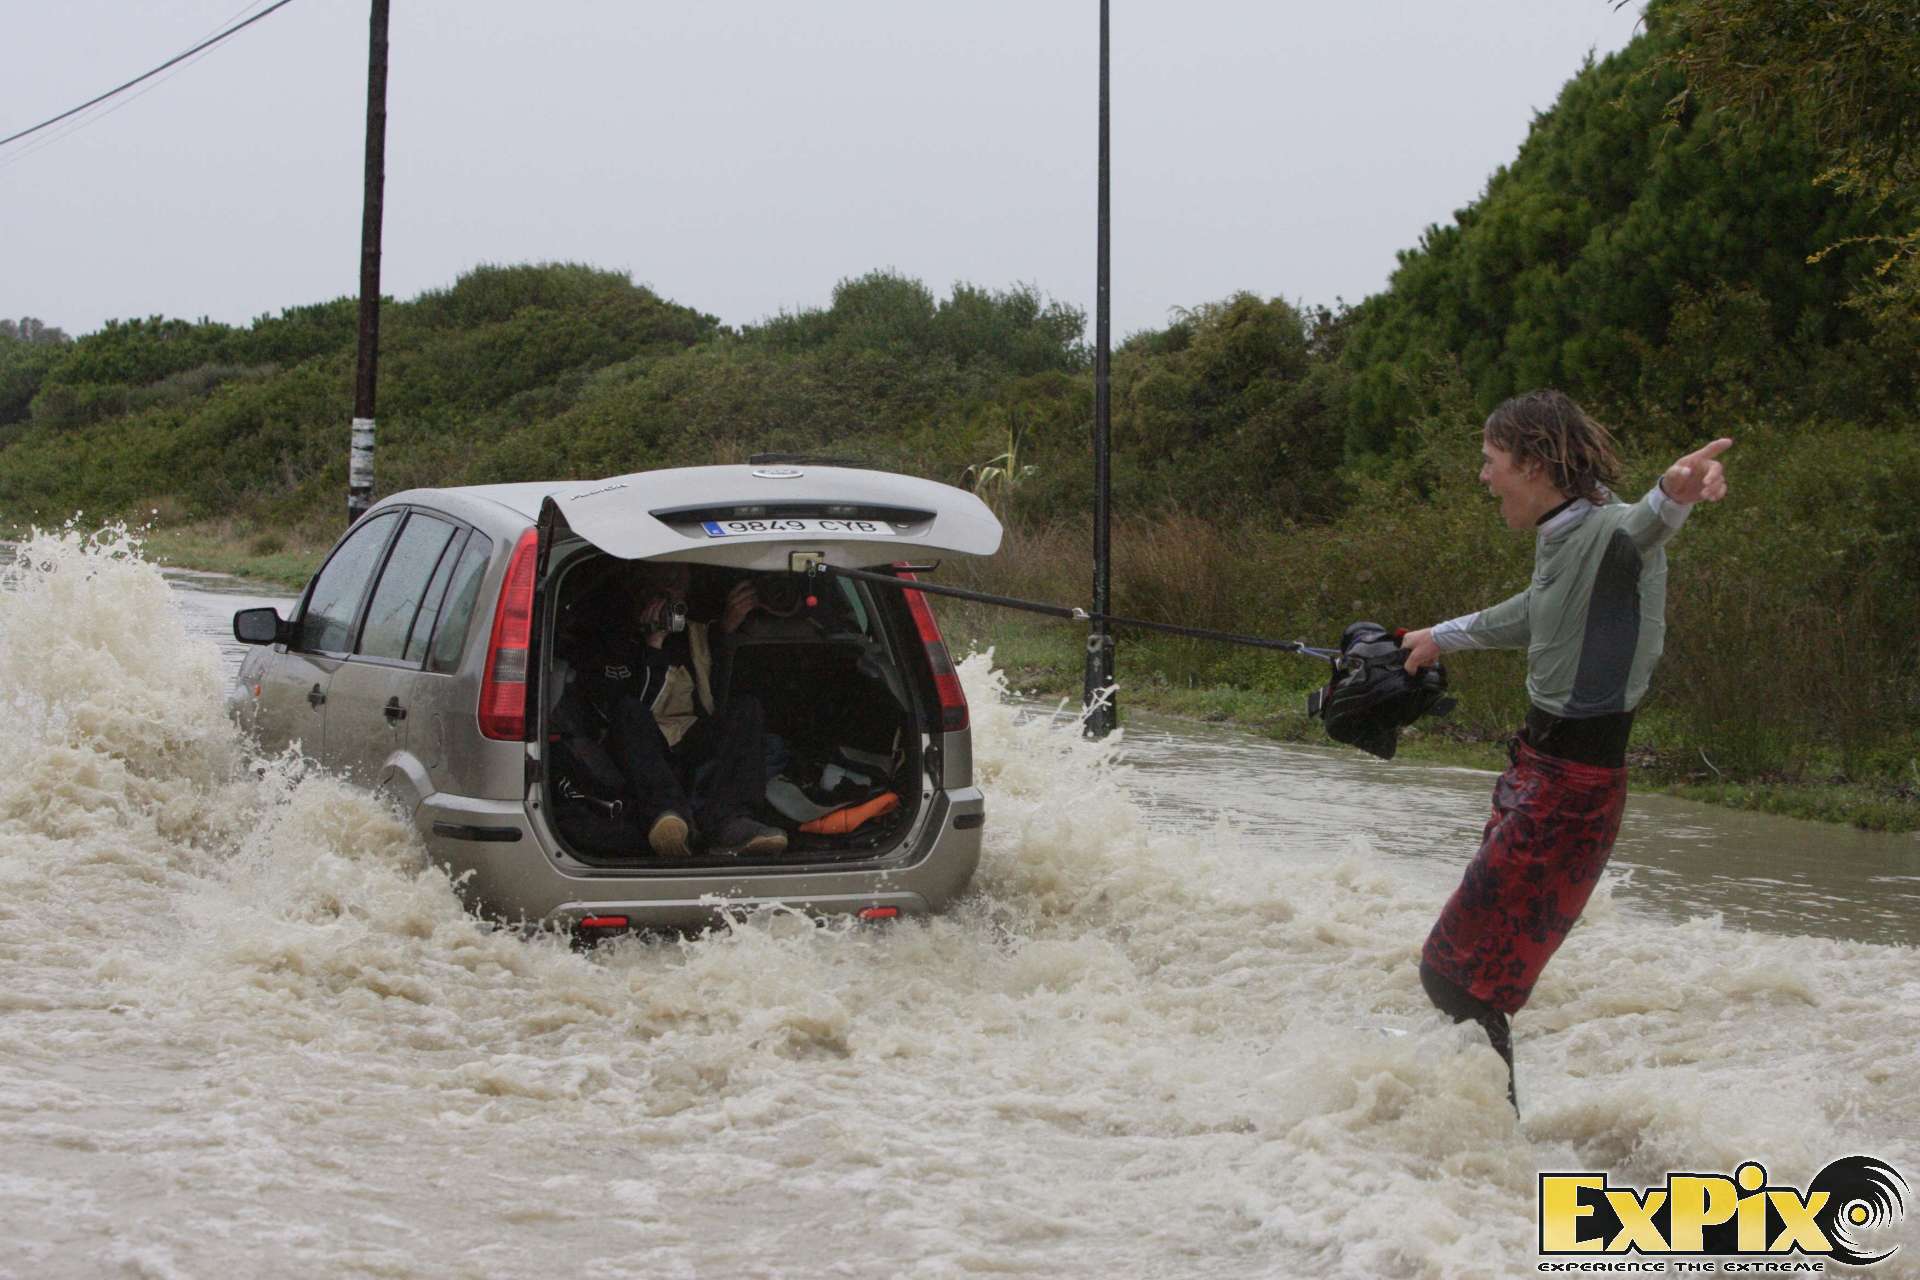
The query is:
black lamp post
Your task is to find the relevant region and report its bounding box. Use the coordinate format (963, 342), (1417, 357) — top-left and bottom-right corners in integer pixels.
(1082, 0), (1117, 738)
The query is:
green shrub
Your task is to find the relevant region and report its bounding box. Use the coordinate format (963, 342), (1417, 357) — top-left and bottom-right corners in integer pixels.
(405, 262), (666, 330)
(745, 272), (1086, 378)
(0, 334), (65, 427)
(1339, 26), (1914, 459)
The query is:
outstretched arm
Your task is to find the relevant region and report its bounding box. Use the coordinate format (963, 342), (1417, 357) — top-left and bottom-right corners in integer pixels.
(1402, 589), (1531, 673)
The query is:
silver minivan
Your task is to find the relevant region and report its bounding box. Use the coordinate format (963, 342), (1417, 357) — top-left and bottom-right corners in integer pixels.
(229, 463), (1000, 936)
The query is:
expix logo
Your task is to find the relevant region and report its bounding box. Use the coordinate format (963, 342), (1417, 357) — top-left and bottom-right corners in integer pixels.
(1539, 1157), (1908, 1265)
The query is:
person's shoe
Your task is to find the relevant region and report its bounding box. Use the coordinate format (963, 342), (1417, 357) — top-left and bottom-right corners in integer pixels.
(709, 816), (788, 858)
(646, 811), (692, 858)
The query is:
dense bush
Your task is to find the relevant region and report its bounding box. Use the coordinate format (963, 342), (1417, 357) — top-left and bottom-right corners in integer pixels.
(745, 271), (1087, 378)
(229, 298), (359, 369)
(404, 262), (675, 331)
(0, 324), (70, 428)
(1652, 0), (1920, 328)
(1102, 294), (1348, 521)
(1338, 24), (1914, 460)
(35, 315), (237, 390)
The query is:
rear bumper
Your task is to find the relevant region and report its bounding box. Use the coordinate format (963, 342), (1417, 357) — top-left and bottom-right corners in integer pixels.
(416, 787), (984, 929)
(555, 890), (934, 933)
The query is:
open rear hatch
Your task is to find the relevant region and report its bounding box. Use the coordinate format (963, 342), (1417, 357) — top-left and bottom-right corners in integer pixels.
(537, 463), (1000, 572)
(533, 465), (1000, 869)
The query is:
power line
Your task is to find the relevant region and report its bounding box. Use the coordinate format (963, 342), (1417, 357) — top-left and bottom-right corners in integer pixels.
(0, 2), (280, 170)
(1, 48), (220, 169)
(0, 0), (300, 152)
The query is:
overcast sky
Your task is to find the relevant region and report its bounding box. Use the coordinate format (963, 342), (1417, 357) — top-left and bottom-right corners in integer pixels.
(4, 2), (1647, 341)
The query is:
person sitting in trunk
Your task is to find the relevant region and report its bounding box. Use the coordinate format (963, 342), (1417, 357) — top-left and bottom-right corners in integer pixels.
(557, 560), (787, 859)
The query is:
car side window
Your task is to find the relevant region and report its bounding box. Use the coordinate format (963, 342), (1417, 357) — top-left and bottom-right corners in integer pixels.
(402, 529), (469, 665)
(426, 533), (494, 673)
(358, 513), (459, 662)
(298, 511), (400, 654)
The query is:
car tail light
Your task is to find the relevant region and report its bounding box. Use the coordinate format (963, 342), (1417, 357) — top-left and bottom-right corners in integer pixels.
(478, 528), (539, 740)
(858, 906), (900, 921)
(895, 566), (968, 732)
(579, 915), (629, 930)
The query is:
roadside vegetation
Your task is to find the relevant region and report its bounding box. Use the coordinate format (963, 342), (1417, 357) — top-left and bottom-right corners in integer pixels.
(2, 4), (1914, 830)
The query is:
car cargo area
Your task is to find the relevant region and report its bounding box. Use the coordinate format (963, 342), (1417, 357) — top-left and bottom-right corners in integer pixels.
(541, 554), (926, 867)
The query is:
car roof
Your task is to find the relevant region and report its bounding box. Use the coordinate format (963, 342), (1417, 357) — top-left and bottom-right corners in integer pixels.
(380, 480), (568, 523)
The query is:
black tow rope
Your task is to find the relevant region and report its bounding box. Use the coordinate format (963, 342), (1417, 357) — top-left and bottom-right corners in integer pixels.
(806, 563), (1457, 761)
(806, 563), (1350, 666)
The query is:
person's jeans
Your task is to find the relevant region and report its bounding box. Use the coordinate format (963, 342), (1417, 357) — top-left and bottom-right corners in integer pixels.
(610, 694), (767, 836)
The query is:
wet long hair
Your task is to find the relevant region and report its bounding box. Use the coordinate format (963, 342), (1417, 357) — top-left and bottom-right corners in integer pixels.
(1483, 390), (1622, 503)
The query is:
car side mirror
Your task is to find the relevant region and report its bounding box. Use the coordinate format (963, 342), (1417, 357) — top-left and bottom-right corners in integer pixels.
(232, 606), (288, 646)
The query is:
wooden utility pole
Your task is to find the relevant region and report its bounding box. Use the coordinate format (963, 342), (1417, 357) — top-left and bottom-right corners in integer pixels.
(348, 0), (390, 525)
(1082, 0), (1117, 737)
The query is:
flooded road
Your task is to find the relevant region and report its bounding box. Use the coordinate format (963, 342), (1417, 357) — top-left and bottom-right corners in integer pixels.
(3, 527), (1916, 1278)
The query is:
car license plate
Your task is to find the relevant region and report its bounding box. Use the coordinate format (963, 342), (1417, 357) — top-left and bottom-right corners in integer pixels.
(700, 518), (894, 538)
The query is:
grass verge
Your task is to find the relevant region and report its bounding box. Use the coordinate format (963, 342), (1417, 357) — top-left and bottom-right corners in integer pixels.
(141, 518), (330, 589)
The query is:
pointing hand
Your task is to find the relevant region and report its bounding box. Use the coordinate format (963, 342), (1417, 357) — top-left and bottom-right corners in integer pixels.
(1662, 438), (1733, 504)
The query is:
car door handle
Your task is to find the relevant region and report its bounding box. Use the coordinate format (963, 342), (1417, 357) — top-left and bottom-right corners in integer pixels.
(307, 683), (326, 708)
(384, 696), (408, 723)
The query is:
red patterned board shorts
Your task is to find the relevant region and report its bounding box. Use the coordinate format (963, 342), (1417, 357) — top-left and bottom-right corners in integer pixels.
(1421, 737), (1628, 1015)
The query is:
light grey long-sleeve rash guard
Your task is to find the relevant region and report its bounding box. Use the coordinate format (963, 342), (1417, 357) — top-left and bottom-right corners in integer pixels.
(1429, 485), (1694, 718)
